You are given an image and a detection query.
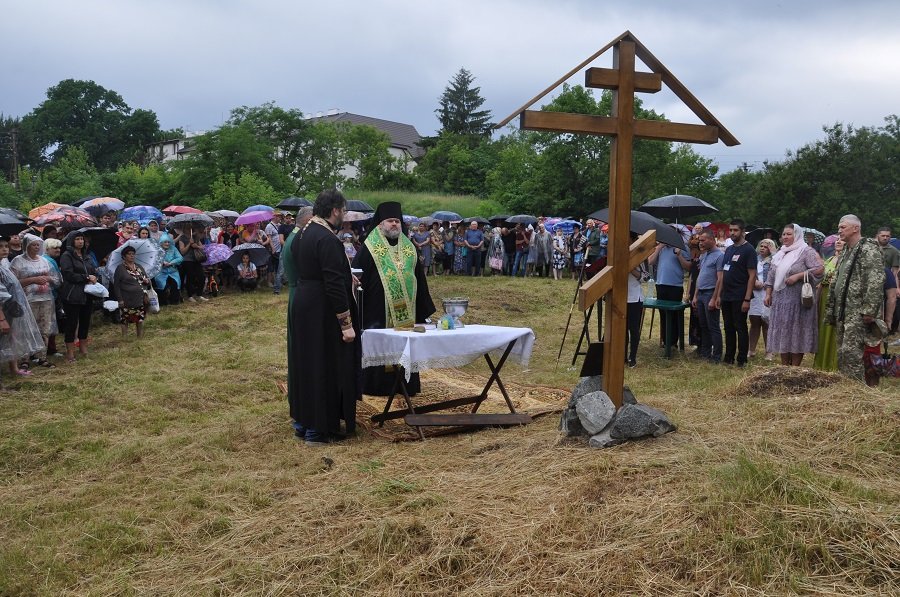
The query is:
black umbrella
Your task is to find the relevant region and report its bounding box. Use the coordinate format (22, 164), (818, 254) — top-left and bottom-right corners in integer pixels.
(463, 216), (490, 225)
(346, 199), (374, 213)
(70, 195), (99, 207)
(276, 196), (313, 210)
(745, 227), (778, 246)
(227, 243), (270, 268)
(0, 214), (29, 237)
(638, 194), (718, 222)
(170, 212), (214, 227)
(63, 226), (119, 261)
(488, 214), (511, 224)
(587, 208), (687, 251)
(0, 207), (30, 222)
(506, 214), (538, 226)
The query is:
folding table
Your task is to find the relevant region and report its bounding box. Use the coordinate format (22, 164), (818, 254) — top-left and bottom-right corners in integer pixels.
(361, 325), (536, 439)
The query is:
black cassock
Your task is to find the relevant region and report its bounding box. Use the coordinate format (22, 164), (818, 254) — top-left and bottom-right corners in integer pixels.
(289, 221), (359, 434)
(352, 240), (436, 396)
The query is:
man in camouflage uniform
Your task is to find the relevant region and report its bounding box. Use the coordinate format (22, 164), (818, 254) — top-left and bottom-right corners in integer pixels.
(825, 215), (885, 381)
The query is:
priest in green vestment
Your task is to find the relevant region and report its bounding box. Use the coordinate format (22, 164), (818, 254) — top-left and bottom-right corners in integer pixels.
(353, 201), (436, 396)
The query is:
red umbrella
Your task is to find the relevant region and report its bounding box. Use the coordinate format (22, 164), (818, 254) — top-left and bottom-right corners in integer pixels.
(162, 205), (203, 216)
(33, 206), (98, 230)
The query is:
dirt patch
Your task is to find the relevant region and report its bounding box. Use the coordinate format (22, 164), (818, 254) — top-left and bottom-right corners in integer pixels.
(735, 366), (843, 397)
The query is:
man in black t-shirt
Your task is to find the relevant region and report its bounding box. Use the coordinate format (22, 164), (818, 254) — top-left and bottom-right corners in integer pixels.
(713, 218), (758, 366)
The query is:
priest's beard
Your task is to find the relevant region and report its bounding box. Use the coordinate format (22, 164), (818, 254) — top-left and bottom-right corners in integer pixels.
(382, 227), (401, 241)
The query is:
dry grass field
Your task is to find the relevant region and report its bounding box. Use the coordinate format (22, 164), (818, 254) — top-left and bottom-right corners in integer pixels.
(0, 274), (897, 595)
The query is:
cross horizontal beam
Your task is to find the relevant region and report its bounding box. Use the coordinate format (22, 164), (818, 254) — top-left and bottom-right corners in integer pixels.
(520, 110), (719, 144)
(586, 67), (661, 93)
(577, 230), (657, 311)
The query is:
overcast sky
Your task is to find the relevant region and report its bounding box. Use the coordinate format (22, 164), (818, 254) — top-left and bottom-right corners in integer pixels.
(4, 0), (899, 173)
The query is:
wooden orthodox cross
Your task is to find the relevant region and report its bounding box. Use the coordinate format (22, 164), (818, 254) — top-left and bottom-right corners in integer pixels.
(497, 31), (738, 408)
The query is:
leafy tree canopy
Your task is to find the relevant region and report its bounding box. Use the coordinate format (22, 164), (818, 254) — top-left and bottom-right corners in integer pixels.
(22, 79), (162, 171)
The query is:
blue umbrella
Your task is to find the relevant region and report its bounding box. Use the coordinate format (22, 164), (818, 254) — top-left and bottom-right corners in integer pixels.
(120, 205), (165, 226)
(431, 210), (462, 222)
(242, 204), (274, 214)
(551, 220), (580, 234)
(403, 214), (419, 225)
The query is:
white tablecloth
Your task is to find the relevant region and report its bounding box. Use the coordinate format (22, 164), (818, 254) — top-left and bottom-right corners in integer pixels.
(361, 324), (535, 382)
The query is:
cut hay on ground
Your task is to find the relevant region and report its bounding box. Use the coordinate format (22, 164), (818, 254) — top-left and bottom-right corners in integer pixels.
(735, 365), (843, 397)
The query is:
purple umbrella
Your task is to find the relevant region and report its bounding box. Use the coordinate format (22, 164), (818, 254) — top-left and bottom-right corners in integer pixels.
(235, 210), (274, 226)
(204, 243), (233, 266)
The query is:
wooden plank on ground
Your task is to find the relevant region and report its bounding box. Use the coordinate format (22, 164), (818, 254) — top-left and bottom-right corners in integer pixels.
(405, 413), (533, 427)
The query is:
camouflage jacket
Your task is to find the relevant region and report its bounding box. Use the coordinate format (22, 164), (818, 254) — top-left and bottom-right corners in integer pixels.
(825, 237), (885, 324)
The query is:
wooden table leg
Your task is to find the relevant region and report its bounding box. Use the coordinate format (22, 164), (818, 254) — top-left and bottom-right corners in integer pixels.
(473, 340), (517, 414)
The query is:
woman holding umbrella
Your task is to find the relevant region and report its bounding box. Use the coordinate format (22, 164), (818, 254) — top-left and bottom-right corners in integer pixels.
(176, 226), (208, 302)
(113, 245), (152, 338)
(60, 230), (99, 362)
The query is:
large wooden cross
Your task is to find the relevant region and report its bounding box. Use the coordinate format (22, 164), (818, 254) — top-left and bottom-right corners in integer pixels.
(497, 31), (738, 408)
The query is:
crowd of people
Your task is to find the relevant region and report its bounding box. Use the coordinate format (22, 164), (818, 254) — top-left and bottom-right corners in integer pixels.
(0, 209), (298, 388)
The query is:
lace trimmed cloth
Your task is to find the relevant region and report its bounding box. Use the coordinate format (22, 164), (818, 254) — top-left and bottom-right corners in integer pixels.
(361, 324), (535, 382)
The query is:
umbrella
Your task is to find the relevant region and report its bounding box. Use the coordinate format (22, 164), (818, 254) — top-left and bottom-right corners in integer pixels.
(463, 216), (490, 225)
(235, 210), (274, 226)
(0, 214), (30, 237)
(276, 196), (313, 210)
(81, 197), (125, 216)
(34, 206), (98, 230)
(120, 205), (165, 226)
(403, 214), (419, 226)
(745, 227), (778, 246)
(419, 216), (436, 227)
(347, 199), (374, 212)
(344, 211), (372, 222)
(106, 239), (166, 279)
(227, 243), (270, 268)
(162, 205), (203, 216)
(551, 220), (580, 235)
(638, 194), (718, 222)
(169, 212), (214, 227)
(431, 210), (462, 222)
(69, 227), (119, 261)
(0, 207), (30, 222)
(488, 214), (511, 224)
(210, 209), (240, 220)
(506, 214), (539, 226)
(28, 202), (67, 220)
(204, 243), (233, 266)
(242, 204), (274, 214)
(801, 227), (825, 245)
(587, 208), (688, 251)
(70, 196), (99, 207)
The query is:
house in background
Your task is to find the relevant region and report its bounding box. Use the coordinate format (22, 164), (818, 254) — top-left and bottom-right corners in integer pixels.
(305, 110), (425, 173)
(145, 131), (205, 163)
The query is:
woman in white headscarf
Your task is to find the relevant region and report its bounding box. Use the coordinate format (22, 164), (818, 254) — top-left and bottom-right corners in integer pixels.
(0, 235), (46, 375)
(764, 223), (824, 366)
(10, 234), (59, 367)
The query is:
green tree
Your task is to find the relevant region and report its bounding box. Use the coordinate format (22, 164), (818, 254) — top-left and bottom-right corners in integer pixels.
(436, 68), (493, 138)
(21, 79), (162, 170)
(31, 146), (103, 203)
(101, 163), (180, 206)
(198, 169), (281, 213)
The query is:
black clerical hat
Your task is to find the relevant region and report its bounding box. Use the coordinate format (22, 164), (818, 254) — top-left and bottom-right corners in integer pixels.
(372, 201), (402, 225)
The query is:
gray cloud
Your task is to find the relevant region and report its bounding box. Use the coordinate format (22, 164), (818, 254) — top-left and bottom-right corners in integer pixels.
(3, 0), (898, 173)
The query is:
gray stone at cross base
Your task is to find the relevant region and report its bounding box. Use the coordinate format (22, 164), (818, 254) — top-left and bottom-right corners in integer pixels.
(589, 428), (626, 448)
(569, 376), (637, 407)
(609, 403), (677, 440)
(574, 391), (616, 435)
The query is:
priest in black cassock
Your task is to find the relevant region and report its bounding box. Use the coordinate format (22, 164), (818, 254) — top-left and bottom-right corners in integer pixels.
(288, 189), (359, 445)
(353, 201), (436, 396)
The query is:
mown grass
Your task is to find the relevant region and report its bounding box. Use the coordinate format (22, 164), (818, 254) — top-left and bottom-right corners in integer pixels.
(346, 190), (501, 219)
(0, 274), (897, 595)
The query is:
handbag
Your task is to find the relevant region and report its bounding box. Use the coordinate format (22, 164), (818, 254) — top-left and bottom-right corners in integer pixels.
(146, 287), (160, 314)
(193, 247), (208, 263)
(801, 270), (814, 309)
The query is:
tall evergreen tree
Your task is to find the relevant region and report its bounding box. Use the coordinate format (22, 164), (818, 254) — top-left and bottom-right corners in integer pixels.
(436, 68), (493, 137)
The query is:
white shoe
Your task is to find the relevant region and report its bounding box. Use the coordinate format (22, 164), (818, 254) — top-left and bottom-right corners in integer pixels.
(187, 296), (197, 303)
(199, 296), (210, 302)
